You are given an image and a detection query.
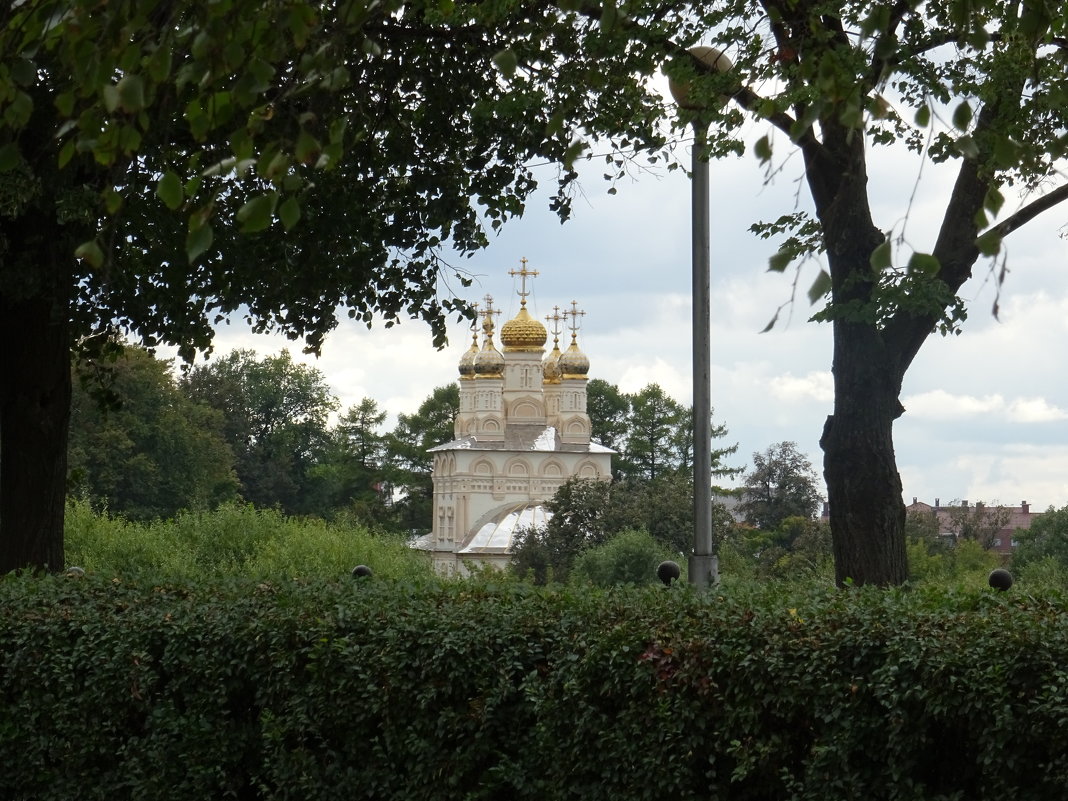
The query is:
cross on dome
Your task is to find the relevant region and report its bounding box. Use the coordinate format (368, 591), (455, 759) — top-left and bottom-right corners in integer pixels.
(566, 300), (586, 341)
(509, 257), (539, 308)
(545, 305), (564, 345)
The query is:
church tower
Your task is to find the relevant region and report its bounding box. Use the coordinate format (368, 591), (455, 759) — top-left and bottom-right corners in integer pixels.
(422, 260), (613, 575)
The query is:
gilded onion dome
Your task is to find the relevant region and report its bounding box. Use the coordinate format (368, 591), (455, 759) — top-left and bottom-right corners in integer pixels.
(457, 324), (479, 380)
(558, 300), (589, 379)
(500, 306), (548, 351)
(473, 320), (505, 378)
(558, 334), (590, 379)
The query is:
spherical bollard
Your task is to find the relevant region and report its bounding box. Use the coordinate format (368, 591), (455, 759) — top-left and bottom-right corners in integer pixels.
(65, 566), (85, 577)
(988, 568), (1013, 591)
(351, 565), (373, 579)
(657, 560), (681, 587)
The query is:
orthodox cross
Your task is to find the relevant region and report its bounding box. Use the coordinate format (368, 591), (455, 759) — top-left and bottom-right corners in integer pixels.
(508, 257), (539, 308)
(480, 294), (501, 339)
(566, 300), (586, 342)
(545, 305), (563, 348)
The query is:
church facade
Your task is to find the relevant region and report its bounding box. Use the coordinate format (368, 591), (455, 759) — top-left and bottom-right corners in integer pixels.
(422, 262), (612, 575)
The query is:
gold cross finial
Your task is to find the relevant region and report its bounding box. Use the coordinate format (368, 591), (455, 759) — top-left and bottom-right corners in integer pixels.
(480, 294), (501, 337)
(508, 257), (539, 308)
(545, 305), (563, 345)
(566, 300), (586, 340)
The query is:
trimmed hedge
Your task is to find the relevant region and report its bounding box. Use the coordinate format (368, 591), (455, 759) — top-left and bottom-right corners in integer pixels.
(2, 575), (1068, 800)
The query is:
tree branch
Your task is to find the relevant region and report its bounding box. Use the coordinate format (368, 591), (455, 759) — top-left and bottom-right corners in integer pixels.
(986, 182), (1068, 241)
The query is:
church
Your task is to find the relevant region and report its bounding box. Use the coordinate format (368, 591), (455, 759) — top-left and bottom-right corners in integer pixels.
(421, 261), (613, 575)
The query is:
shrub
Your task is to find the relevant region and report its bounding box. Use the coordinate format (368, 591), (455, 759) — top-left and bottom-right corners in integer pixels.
(569, 528), (680, 587)
(64, 499), (431, 581)
(3, 575), (1068, 800)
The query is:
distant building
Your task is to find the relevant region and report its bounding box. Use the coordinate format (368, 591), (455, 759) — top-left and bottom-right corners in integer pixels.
(415, 261), (612, 575)
(905, 498), (1040, 554)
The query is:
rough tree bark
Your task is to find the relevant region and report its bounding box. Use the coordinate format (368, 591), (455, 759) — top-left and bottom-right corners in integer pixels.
(0, 219), (72, 574)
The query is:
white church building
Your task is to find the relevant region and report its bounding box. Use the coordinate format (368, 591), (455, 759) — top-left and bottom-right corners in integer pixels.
(420, 261), (613, 575)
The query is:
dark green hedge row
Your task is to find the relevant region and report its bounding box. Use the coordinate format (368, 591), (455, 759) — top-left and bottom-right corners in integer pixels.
(2, 575), (1068, 800)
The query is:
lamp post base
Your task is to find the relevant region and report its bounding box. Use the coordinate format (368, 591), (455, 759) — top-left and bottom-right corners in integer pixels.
(688, 553), (719, 590)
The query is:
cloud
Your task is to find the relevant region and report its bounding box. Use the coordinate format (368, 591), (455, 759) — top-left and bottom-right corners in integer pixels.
(902, 390), (1068, 425)
(903, 389), (1006, 419)
(1006, 397), (1068, 423)
(769, 371), (833, 403)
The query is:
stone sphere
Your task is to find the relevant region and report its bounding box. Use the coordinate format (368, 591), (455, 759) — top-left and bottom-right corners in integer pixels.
(988, 568), (1013, 591)
(657, 560), (681, 586)
(351, 565), (373, 579)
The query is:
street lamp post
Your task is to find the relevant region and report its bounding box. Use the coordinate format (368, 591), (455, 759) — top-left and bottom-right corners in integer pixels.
(668, 46), (732, 590)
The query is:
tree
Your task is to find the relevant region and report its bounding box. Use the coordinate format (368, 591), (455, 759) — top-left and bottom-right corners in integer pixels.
(0, 0), (670, 570)
(180, 350), (337, 514)
(622, 384), (686, 480)
(306, 398), (390, 522)
(940, 501), (1012, 549)
(68, 345), (239, 520)
(586, 379), (630, 457)
(682, 1), (1067, 585)
(511, 476), (613, 583)
(1011, 505), (1068, 570)
(739, 442), (823, 532)
(384, 384), (459, 534)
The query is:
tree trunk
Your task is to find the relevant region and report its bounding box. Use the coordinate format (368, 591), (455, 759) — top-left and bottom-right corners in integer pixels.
(820, 321), (908, 587)
(0, 278), (71, 574)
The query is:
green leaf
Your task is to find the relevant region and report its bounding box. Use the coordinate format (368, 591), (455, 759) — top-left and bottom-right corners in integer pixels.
(914, 103), (931, 127)
(295, 130), (321, 164)
(760, 309), (780, 333)
(753, 135), (772, 163)
(562, 139), (587, 169)
(186, 220), (214, 262)
(236, 192), (278, 233)
(907, 252), (940, 276)
(492, 49), (518, 78)
(955, 135), (979, 159)
(952, 100), (972, 130)
(768, 249), (792, 272)
(807, 269), (832, 304)
(103, 187), (123, 214)
(156, 171), (184, 210)
(869, 240), (892, 271)
(983, 186), (1004, 216)
(0, 143), (20, 171)
(116, 74), (146, 112)
(75, 240), (104, 268)
(976, 231), (1002, 257)
(279, 196), (301, 230)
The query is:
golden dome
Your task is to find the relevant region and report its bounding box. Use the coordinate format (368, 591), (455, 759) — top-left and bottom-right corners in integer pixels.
(558, 336), (590, 379)
(458, 326), (479, 380)
(473, 319), (504, 377)
(542, 344), (562, 384)
(500, 306), (547, 351)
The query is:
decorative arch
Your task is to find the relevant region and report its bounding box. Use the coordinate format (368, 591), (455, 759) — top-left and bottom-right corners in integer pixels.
(540, 460), (564, 478)
(508, 399), (541, 419)
(505, 458), (531, 477)
(482, 416), (502, 432)
(473, 459), (495, 476)
(577, 460), (601, 479)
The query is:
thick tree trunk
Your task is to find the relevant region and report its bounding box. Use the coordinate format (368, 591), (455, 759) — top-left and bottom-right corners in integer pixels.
(820, 322), (908, 587)
(0, 275), (71, 575)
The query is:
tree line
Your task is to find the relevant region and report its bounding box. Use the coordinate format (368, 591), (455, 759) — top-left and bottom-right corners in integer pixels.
(67, 346), (768, 535)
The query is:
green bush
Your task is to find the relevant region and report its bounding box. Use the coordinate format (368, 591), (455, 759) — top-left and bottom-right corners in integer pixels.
(64, 499), (431, 581)
(3, 574), (1068, 800)
(570, 528), (681, 587)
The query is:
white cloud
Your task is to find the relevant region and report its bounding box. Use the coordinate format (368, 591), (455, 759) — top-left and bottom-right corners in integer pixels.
(902, 389), (1006, 419)
(1007, 397), (1068, 423)
(769, 371), (833, 403)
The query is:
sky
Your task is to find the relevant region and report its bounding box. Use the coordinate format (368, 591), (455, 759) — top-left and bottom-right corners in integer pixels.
(190, 92), (1068, 513)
